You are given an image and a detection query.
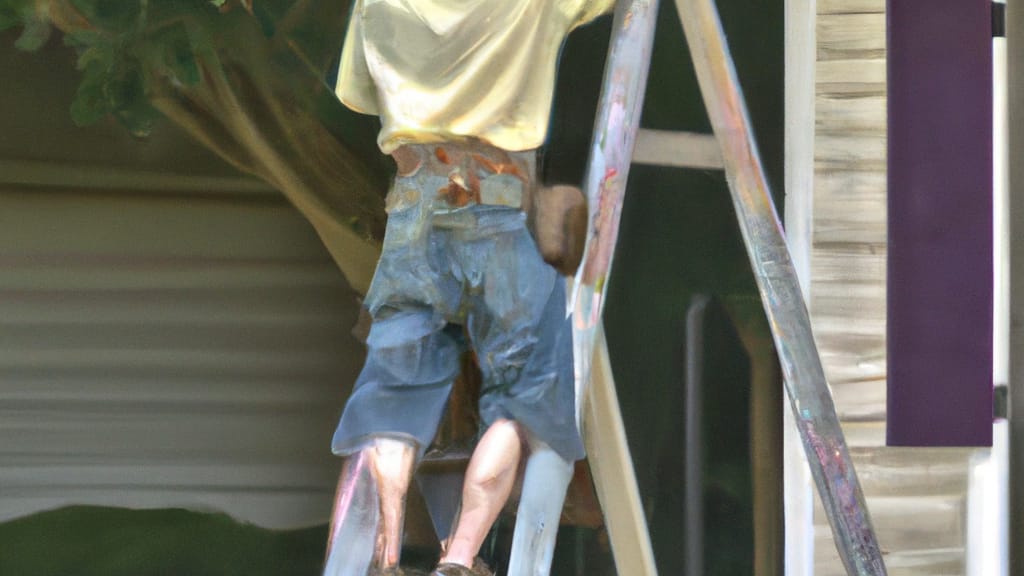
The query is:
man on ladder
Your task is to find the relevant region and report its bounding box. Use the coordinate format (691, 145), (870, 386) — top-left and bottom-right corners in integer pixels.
(322, 1), (613, 575)
(322, 0), (888, 574)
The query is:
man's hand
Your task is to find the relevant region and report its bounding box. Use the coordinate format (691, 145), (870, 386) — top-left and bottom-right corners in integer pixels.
(527, 185), (587, 276)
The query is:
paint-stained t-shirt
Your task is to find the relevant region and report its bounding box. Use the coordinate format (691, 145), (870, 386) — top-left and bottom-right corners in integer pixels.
(335, 0), (615, 153)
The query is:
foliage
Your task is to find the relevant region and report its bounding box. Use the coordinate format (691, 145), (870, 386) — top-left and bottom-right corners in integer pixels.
(0, 0), (277, 136)
(0, 505), (614, 576)
(0, 0), (49, 50)
(0, 506), (330, 576)
(3, 0), (391, 271)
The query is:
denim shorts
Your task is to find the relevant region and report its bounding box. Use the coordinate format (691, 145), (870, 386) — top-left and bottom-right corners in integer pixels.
(331, 169), (584, 462)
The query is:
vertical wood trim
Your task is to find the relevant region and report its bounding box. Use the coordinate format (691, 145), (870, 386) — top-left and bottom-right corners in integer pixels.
(746, 322), (785, 576)
(784, 0), (817, 573)
(995, 28), (1011, 389)
(1006, 0), (1024, 570)
(786, 0), (816, 296)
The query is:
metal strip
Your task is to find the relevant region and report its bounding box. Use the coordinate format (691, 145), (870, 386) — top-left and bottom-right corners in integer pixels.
(684, 296), (709, 576)
(568, 5), (661, 572)
(571, 0), (660, 401)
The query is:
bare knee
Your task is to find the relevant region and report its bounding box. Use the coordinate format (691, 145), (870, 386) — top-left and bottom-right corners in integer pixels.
(464, 419), (523, 490)
(481, 418), (523, 448)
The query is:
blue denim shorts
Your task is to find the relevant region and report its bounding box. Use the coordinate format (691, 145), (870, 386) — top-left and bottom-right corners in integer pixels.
(331, 169), (584, 462)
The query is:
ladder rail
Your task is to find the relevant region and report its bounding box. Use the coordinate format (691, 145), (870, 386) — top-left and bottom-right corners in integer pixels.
(570, 2), (662, 575)
(671, 0), (887, 573)
(568, 0), (886, 573)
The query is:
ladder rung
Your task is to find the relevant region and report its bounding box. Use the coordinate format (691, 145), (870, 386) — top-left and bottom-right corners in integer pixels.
(632, 129), (723, 170)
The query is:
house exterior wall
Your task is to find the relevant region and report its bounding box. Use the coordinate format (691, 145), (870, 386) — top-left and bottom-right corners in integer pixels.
(0, 166), (365, 530)
(0, 39), (367, 530)
(806, 2), (984, 574)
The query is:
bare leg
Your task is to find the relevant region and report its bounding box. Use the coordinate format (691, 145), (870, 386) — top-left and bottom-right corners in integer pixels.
(324, 437), (417, 576)
(440, 419), (524, 567)
(506, 436), (573, 576)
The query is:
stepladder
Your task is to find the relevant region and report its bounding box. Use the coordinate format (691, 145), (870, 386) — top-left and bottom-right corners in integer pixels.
(574, 1), (889, 575)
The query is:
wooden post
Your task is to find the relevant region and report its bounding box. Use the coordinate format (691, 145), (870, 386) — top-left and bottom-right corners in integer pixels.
(783, 0), (817, 573)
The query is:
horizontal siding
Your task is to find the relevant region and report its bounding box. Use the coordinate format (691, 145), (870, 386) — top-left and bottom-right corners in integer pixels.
(817, 13), (886, 61)
(818, 0), (885, 15)
(808, 3), (990, 575)
(0, 181), (366, 530)
(811, 0), (888, 435)
(816, 59), (886, 96)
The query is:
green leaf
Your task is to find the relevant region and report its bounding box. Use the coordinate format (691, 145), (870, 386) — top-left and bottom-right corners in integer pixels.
(0, 11), (22, 31)
(2, 0), (53, 51)
(13, 17), (51, 51)
(63, 29), (105, 50)
(150, 22), (200, 86)
(69, 63), (111, 126)
(76, 43), (115, 71)
(147, 0), (219, 27)
(254, 0), (294, 22)
(70, 0), (141, 32)
(0, 0), (33, 31)
(251, 1), (276, 37)
(105, 58), (146, 112)
(168, 45), (200, 86)
(114, 99), (161, 137)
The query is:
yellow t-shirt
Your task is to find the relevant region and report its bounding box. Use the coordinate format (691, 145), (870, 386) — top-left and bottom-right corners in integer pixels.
(335, 0), (615, 153)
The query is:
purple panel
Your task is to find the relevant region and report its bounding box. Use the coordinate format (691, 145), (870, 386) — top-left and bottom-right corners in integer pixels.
(887, 0), (993, 446)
